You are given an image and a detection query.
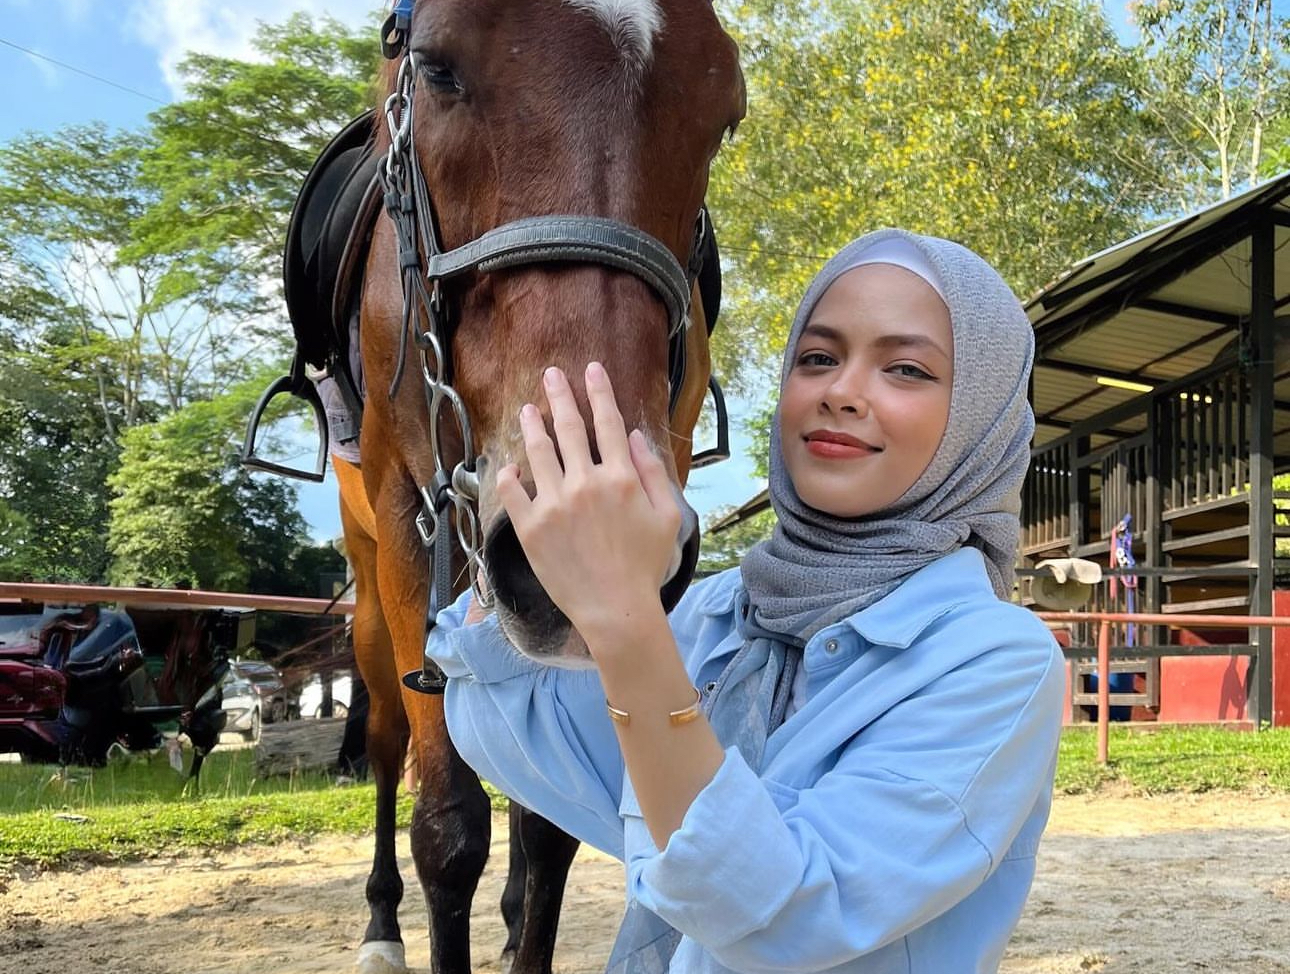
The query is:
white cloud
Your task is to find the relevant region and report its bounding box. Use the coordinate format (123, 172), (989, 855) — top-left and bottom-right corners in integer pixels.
(126, 0), (381, 96)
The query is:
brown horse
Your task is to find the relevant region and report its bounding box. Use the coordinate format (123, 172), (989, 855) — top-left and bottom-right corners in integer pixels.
(338, 2), (744, 972)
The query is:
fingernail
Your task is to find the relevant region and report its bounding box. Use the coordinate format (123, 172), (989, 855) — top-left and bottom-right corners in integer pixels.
(587, 361), (605, 383)
(543, 366), (560, 388)
(520, 403), (537, 420)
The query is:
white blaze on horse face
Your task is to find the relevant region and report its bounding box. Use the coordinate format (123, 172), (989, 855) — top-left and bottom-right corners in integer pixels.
(563, 0), (663, 71)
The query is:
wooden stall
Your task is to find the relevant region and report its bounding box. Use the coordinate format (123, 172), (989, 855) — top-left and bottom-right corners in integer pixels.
(1024, 171), (1290, 726)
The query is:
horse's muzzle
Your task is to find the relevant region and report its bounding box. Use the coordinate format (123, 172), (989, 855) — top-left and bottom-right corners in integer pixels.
(483, 492), (700, 665)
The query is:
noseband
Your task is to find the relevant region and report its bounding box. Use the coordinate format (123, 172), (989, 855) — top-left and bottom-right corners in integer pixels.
(378, 9), (708, 694)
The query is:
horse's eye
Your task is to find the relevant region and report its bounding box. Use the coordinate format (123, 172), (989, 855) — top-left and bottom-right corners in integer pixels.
(420, 63), (463, 95)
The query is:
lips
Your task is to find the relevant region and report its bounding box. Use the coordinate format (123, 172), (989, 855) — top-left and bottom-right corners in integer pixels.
(803, 430), (881, 459)
(805, 430), (879, 450)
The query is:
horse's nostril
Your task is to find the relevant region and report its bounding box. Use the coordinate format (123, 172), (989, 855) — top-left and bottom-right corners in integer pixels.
(484, 515), (567, 628)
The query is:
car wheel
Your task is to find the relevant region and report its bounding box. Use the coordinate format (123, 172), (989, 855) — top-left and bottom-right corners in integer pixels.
(244, 708), (261, 743)
(332, 702), (349, 719)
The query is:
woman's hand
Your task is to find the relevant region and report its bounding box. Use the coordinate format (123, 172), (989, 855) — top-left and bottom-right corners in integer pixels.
(494, 362), (682, 648)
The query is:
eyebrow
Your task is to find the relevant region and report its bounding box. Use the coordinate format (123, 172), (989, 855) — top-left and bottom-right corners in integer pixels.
(800, 323), (951, 360)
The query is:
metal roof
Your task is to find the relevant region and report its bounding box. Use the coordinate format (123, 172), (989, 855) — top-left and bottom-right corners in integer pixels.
(1029, 170), (1290, 446)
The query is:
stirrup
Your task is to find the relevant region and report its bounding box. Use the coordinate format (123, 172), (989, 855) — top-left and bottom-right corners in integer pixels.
(690, 375), (731, 469)
(241, 373), (329, 482)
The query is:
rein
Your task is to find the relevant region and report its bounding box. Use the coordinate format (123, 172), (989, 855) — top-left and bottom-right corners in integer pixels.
(378, 3), (709, 695)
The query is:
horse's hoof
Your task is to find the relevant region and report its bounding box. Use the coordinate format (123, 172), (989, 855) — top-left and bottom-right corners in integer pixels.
(356, 940), (407, 973)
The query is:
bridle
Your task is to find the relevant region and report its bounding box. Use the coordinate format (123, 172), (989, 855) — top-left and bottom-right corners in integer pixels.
(378, 2), (711, 694)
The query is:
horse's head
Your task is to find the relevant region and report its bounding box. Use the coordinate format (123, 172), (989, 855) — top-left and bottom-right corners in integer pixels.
(370, 0), (744, 665)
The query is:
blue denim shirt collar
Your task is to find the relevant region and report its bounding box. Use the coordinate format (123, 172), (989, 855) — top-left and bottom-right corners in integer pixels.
(697, 546), (995, 650)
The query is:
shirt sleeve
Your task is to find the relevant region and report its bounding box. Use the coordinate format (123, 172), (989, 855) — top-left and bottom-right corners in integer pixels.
(426, 590), (628, 858)
(624, 627), (1066, 973)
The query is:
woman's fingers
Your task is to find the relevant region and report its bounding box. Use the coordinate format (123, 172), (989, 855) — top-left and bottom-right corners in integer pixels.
(495, 461), (532, 523)
(519, 403), (562, 496)
(629, 429), (680, 525)
(585, 362), (631, 468)
(542, 367), (592, 476)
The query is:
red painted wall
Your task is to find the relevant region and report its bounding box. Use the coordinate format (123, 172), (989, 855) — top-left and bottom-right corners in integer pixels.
(1274, 591), (1290, 726)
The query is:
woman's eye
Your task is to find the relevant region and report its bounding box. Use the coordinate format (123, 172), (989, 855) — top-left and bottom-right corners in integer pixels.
(797, 352), (836, 368)
(420, 63), (464, 95)
(890, 363), (933, 380)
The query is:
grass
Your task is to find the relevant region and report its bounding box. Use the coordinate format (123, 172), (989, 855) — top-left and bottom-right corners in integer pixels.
(0, 745), (510, 869)
(1054, 725), (1290, 794)
(3, 726), (1290, 868)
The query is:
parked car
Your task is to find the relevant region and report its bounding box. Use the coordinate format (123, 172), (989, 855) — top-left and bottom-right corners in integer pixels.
(219, 659), (294, 741)
(0, 604), (228, 765)
(297, 670), (352, 719)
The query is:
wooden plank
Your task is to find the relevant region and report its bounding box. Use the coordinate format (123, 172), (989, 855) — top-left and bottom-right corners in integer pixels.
(253, 718), (347, 777)
(1060, 643), (1254, 659)
(1161, 489), (1250, 520)
(0, 582), (355, 616)
(1161, 524), (1250, 551)
(1160, 595), (1252, 614)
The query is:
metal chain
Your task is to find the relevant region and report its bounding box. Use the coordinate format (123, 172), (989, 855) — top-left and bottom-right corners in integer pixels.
(380, 54), (492, 610)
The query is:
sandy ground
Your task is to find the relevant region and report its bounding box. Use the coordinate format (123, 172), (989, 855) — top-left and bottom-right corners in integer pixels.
(3, 791), (1290, 974)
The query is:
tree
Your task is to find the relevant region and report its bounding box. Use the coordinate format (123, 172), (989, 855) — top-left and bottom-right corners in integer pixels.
(698, 507), (776, 574)
(134, 14), (380, 308)
(706, 0), (1171, 389)
(0, 322), (123, 582)
(105, 375), (308, 591)
(1133, 0), (1289, 204)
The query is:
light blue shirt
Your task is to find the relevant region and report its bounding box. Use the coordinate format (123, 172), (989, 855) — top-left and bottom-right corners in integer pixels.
(428, 546), (1065, 973)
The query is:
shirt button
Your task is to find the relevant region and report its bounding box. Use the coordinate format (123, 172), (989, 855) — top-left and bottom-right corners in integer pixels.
(824, 638), (840, 654)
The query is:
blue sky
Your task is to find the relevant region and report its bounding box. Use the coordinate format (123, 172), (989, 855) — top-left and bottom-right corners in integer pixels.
(0, 0), (1138, 542)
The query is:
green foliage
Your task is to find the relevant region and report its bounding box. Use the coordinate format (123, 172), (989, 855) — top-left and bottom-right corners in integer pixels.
(105, 375), (308, 591)
(134, 13), (380, 311)
(0, 323), (126, 582)
(1133, 0), (1289, 203)
(707, 0), (1167, 389)
(699, 506), (776, 573)
(1054, 725), (1290, 794)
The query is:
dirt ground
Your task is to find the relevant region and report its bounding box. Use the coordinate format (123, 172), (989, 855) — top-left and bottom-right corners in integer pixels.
(3, 791), (1290, 974)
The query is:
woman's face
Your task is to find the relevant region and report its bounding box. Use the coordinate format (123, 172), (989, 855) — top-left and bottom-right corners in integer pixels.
(779, 263), (954, 519)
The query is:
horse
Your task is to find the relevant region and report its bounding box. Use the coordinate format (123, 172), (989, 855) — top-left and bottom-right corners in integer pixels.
(247, 2), (744, 971)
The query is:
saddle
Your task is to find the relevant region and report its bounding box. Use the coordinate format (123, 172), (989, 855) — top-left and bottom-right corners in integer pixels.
(243, 111), (725, 482)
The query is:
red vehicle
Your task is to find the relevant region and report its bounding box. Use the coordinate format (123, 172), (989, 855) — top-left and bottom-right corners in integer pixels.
(0, 603), (230, 767)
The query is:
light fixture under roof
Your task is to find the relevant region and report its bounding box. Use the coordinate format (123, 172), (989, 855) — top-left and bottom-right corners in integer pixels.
(1095, 375), (1154, 393)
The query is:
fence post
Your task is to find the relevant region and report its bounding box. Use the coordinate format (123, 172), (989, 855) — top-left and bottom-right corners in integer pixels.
(1097, 619), (1110, 765)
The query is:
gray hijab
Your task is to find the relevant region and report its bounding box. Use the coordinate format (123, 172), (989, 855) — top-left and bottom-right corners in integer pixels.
(740, 228), (1035, 640)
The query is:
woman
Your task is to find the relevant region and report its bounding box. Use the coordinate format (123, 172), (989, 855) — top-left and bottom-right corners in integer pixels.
(428, 228), (1064, 973)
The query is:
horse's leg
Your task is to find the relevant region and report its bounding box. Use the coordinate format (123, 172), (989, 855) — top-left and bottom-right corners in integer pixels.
(506, 805), (581, 974)
(339, 460), (413, 974)
(373, 476), (491, 974)
(499, 801), (528, 964)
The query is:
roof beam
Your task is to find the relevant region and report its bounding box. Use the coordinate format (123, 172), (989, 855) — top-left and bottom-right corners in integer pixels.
(1135, 299), (1240, 327)
(1036, 217), (1256, 355)
(1038, 359), (1161, 384)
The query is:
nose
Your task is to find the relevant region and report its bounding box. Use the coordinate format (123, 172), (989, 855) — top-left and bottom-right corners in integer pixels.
(824, 367), (870, 416)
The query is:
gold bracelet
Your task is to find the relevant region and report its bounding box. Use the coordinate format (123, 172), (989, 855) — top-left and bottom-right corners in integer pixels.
(606, 686), (703, 728)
